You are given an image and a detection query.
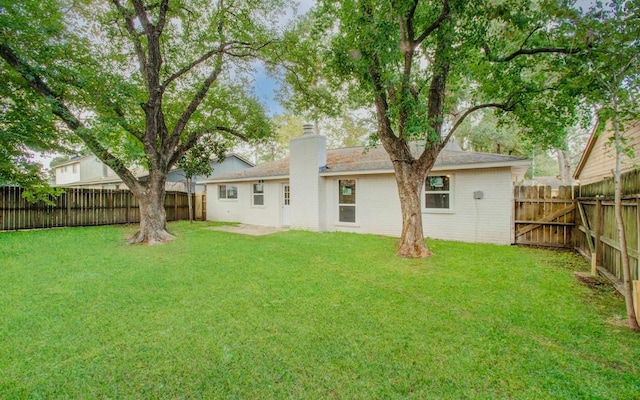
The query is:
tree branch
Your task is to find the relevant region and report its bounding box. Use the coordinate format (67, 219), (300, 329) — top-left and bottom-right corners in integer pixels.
(440, 103), (511, 151)
(439, 86), (560, 151)
(0, 43), (143, 192)
(168, 126), (248, 167)
(166, 54), (224, 154)
(162, 45), (224, 89)
(414, 0), (450, 46)
(156, 0), (170, 35)
(484, 46), (583, 62)
(111, 0), (148, 81)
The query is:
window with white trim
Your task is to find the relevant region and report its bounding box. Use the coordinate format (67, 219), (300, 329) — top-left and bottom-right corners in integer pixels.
(218, 184), (238, 199)
(338, 179), (356, 223)
(252, 183), (264, 206)
(424, 175), (451, 210)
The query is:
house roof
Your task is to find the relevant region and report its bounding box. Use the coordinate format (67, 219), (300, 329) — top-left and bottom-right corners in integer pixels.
(53, 154), (94, 168)
(55, 154), (252, 187)
(200, 143), (529, 183)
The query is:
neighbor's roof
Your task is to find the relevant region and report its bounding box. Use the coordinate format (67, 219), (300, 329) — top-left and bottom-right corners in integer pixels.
(52, 154), (94, 168)
(200, 142), (529, 183)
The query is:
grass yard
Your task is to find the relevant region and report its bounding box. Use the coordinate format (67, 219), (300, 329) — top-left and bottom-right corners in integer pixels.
(1, 221), (639, 399)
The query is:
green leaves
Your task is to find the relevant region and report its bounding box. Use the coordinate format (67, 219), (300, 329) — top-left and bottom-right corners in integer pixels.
(1, 0), (290, 196)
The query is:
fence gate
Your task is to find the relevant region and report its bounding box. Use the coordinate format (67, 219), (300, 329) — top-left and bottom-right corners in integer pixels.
(514, 185), (575, 248)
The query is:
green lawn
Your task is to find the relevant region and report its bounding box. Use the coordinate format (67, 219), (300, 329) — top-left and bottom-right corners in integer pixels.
(1, 221), (638, 399)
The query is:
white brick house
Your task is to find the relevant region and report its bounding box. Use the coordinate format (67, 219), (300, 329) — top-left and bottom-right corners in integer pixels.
(201, 125), (530, 244)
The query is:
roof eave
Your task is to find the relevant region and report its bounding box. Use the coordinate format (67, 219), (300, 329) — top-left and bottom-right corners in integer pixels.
(198, 174), (289, 184)
(573, 120), (600, 179)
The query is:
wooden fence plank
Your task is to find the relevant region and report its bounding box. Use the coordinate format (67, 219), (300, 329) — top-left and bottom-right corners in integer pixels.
(516, 204), (575, 236)
(0, 187), (193, 231)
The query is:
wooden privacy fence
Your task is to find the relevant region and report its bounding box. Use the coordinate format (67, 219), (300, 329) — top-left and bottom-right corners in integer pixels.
(574, 195), (640, 286)
(573, 170), (640, 288)
(0, 186), (193, 231)
(515, 169), (639, 295)
(514, 185), (575, 248)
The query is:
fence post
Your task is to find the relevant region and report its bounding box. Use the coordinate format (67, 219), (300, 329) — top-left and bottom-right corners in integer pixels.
(637, 197), (640, 284)
(595, 196), (604, 270)
(66, 189), (72, 226)
(634, 280), (640, 324)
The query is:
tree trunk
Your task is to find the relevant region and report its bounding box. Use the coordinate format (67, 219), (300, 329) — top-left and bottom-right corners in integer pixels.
(128, 175), (174, 245)
(612, 111), (640, 332)
(556, 148), (572, 185)
(394, 161), (433, 258)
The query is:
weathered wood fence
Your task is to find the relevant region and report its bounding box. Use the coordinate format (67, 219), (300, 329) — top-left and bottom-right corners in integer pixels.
(0, 186), (193, 231)
(515, 169), (640, 290)
(514, 185), (575, 248)
(573, 170), (640, 286)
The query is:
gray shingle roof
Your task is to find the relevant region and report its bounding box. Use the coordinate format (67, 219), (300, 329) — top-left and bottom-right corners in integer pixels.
(203, 143), (528, 182)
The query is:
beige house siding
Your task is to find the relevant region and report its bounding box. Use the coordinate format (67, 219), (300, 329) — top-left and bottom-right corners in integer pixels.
(576, 121), (640, 185)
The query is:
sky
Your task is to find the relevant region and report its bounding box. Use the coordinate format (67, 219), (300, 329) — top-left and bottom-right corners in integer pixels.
(252, 0), (315, 116)
(34, 0), (317, 169)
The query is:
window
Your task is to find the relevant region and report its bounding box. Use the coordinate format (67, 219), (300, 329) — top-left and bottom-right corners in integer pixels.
(218, 184), (237, 200)
(252, 183), (264, 206)
(283, 184), (290, 205)
(72, 164), (78, 173)
(338, 179), (356, 223)
(425, 175), (451, 209)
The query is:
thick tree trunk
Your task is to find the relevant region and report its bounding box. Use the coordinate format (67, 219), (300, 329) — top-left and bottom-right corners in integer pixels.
(128, 175), (174, 245)
(393, 161), (433, 258)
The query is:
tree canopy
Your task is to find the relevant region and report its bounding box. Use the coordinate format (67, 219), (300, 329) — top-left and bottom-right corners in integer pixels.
(279, 0), (591, 256)
(1, 0), (288, 242)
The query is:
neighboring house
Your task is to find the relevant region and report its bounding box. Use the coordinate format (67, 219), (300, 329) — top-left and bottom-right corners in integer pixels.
(574, 120), (640, 185)
(54, 154), (121, 186)
(201, 125), (530, 245)
(54, 154), (253, 191)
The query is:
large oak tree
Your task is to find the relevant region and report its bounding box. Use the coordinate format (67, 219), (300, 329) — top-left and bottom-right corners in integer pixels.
(284, 0), (588, 257)
(1, 0), (286, 243)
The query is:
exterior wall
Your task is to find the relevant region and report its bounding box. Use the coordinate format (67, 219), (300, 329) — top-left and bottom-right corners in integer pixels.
(577, 121), (640, 184)
(320, 168), (514, 244)
(205, 179), (287, 227)
(322, 174), (403, 236)
(55, 162), (81, 184)
(289, 134), (326, 231)
(422, 168), (514, 244)
(55, 155), (116, 185)
(79, 156), (115, 181)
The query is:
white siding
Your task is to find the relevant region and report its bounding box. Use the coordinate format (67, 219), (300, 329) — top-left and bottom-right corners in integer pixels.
(321, 168), (514, 244)
(323, 174), (403, 236)
(206, 180), (287, 227)
(55, 163), (81, 184)
(422, 168), (514, 244)
(289, 134), (326, 231)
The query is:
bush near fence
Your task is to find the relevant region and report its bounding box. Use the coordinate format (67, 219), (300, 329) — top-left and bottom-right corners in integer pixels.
(0, 186), (193, 231)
